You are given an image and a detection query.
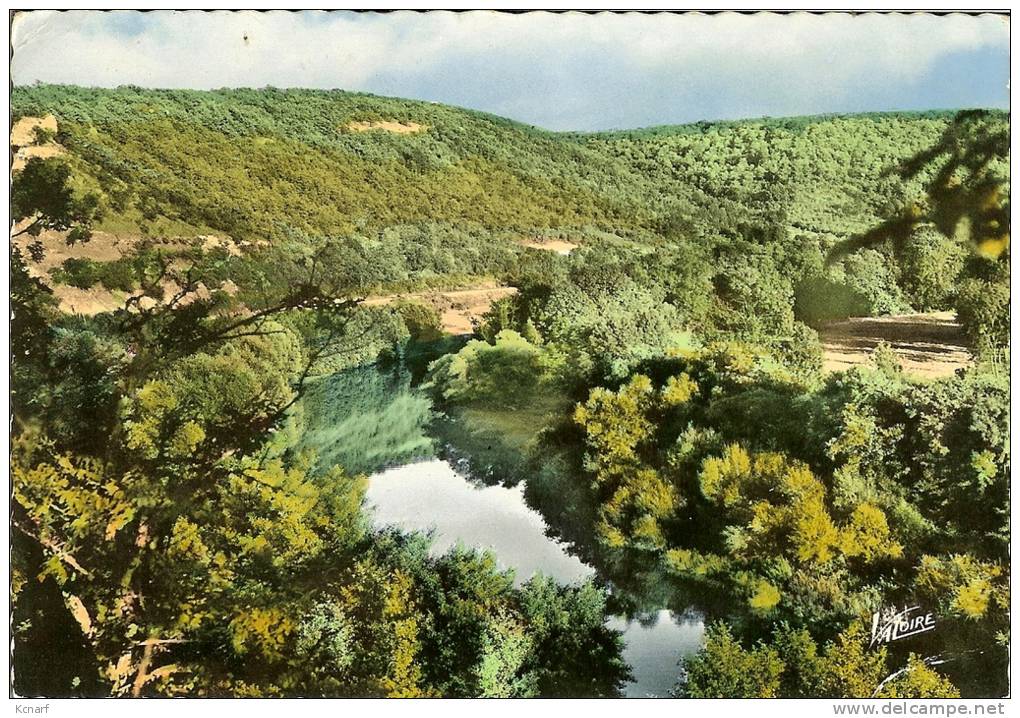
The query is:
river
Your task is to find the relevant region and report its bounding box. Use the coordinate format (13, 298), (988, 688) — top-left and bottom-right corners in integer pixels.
(366, 458), (704, 698)
(298, 364), (705, 698)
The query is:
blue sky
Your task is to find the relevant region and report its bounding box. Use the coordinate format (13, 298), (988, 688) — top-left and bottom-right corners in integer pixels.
(10, 10), (1010, 131)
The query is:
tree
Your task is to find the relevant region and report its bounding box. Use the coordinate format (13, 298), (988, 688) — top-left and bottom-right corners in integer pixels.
(897, 226), (967, 311)
(678, 623), (783, 698)
(11, 157), (101, 242)
(826, 110), (1009, 352)
(517, 576), (631, 697)
(428, 330), (548, 408)
(679, 623), (959, 698)
(394, 301), (443, 343)
(897, 110), (1008, 259)
(10, 248), (59, 422)
(574, 374), (686, 549)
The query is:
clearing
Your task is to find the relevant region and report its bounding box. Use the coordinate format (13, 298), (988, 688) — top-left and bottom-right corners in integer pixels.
(362, 284), (518, 335)
(12, 226), (142, 314)
(519, 237), (578, 255)
(818, 311), (973, 379)
(11, 114), (58, 146)
(11, 114), (65, 172)
(345, 120), (427, 134)
(11, 225), (241, 315)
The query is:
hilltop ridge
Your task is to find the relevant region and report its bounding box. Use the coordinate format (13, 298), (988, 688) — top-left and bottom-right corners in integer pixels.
(12, 84), (992, 246)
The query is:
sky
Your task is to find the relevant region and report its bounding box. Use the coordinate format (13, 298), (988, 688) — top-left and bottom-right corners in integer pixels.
(10, 10), (1011, 132)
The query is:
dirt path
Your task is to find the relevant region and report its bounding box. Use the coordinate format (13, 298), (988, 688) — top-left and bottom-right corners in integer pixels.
(819, 311), (973, 379)
(363, 285), (518, 335)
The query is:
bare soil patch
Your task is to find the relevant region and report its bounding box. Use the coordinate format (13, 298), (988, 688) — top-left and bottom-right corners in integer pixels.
(200, 234), (243, 257)
(520, 237), (578, 255)
(12, 144), (65, 173)
(12, 227), (240, 316)
(345, 120), (427, 134)
(11, 114), (58, 146)
(363, 284), (518, 335)
(11, 115), (65, 172)
(12, 228), (130, 273)
(819, 311), (973, 379)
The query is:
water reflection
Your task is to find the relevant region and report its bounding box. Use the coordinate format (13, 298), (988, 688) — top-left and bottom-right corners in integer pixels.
(296, 365), (434, 476)
(366, 457), (704, 698)
(300, 363), (707, 698)
(610, 611), (705, 698)
(366, 459), (593, 586)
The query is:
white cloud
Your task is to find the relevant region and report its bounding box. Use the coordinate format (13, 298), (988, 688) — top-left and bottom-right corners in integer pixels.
(10, 10), (1009, 130)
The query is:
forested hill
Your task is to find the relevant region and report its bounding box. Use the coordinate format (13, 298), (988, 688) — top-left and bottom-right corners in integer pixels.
(11, 85), (658, 239)
(11, 85), (999, 247)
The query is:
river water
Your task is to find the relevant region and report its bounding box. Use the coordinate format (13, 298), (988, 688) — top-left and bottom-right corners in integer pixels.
(365, 458), (704, 698)
(297, 365), (704, 697)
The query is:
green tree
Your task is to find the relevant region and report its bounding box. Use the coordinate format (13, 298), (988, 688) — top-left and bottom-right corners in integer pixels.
(679, 623), (959, 698)
(12, 157), (102, 242)
(678, 623), (783, 698)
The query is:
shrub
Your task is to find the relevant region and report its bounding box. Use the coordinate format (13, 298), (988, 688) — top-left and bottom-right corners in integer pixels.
(897, 227), (967, 311)
(97, 259), (138, 292)
(51, 257), (101, 289)
(794, 274), (870, 325)
(395, 301), (443, 343)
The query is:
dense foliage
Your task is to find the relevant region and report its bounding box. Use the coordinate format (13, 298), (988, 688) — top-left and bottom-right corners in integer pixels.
(10, 245), (628, 697)
(11, 86), (1008, 340)
(680, 623), (958, 698)
(10, 85), (1009, 698)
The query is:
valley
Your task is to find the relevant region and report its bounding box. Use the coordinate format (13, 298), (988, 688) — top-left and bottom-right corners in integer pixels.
(10, 85), (1009, 699)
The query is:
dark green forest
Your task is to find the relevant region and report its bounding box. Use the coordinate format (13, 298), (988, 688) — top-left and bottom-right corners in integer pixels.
(10, 85), (1009, 698)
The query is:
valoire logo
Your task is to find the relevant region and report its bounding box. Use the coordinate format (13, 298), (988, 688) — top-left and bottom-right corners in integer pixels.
(869, 605), (936, 647)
